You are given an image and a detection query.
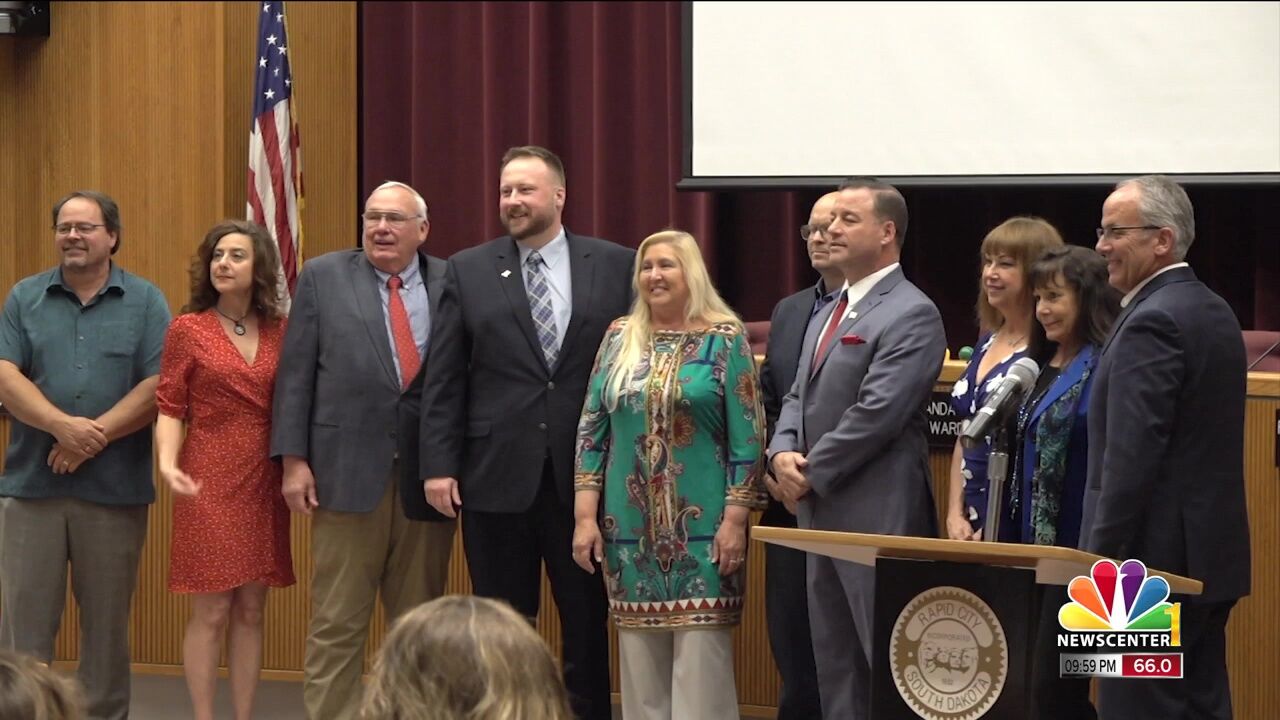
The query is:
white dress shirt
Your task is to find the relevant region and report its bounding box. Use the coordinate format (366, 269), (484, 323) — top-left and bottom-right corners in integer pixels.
(811, 262), (900, 356)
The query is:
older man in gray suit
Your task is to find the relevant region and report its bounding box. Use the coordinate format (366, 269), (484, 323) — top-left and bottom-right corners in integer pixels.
(769, 178), (946, 720)
(271, 182), (456, 720)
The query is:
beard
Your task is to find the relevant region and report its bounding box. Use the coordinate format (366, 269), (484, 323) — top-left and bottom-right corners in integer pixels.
(502, 206), (556, 240)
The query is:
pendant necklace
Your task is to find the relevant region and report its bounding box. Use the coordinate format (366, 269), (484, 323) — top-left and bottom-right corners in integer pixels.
(215, 306), (249, 336)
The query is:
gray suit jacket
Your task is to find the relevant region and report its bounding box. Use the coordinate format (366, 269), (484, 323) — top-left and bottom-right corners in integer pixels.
(769, 267), (945, 537)
(1079, 266), (1250, 603)
(270, 249), (447, 513)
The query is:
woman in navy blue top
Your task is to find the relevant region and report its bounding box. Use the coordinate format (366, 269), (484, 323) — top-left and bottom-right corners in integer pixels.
(946, 217), (1063, 540)
(1013, 244), (1121, 720)
(1005, 246), (1120, 547)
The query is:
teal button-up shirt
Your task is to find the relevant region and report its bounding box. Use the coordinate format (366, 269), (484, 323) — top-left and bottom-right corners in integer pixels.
(0, 263), (171, 505)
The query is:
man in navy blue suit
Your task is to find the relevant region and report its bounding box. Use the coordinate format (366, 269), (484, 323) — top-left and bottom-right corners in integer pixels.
(1081, 175), (1250, 719)
(758, 190), (842, 719)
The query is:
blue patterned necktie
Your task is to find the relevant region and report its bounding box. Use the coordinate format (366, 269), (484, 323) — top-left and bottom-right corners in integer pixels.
(525, 251), (559, 367)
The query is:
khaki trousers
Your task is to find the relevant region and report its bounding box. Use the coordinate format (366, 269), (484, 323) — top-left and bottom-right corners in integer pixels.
(303, 478), (455, 720)
(617, 626), (739, 720)
(0, 496), (147, 720)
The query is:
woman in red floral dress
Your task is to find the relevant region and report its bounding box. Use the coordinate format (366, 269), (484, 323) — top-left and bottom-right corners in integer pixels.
(155, 220), (294, 720)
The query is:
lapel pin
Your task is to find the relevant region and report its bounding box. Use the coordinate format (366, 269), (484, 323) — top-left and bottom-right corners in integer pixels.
(501, 270), (512, 278)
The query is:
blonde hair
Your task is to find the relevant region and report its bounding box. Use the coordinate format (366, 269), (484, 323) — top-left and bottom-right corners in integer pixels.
(0, 651), (85, 720)
(974, 216), (1064, 331)
(360, 596), (571, 720)
(604, 230), (742, 409)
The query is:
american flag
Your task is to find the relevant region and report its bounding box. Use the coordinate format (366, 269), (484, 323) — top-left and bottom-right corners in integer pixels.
(248, 1), (303, 299)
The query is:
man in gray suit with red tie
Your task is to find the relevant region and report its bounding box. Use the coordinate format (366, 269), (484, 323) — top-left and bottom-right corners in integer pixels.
(769, 178), (946, 720)
(1081, 175), (1250, 719)
(271, 182), (456, 720)
(419, 146), (634, 720)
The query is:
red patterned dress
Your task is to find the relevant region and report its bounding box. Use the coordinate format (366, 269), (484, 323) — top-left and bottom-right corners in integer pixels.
(156, 310), (295, 592)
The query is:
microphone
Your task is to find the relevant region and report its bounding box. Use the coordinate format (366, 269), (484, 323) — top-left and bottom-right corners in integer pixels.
(957, 345), (974, 361)
(960, 357), (1040, 450)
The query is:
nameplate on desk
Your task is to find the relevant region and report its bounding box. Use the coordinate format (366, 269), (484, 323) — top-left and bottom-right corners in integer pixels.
(927, 391), (962, 449)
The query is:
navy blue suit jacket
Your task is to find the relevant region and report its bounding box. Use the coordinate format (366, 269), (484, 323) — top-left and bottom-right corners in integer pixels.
(416, 231), (635, 516)
(1014, 344), (1096, 549)
(1079, 267), (1250, 603)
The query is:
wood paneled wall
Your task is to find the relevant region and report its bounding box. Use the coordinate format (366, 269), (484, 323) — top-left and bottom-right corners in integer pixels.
(2, 5), (1277, 717)
(0, 0), (359, 673)
(0, 39), (15, 298)
(1231, 374), (1280, 719)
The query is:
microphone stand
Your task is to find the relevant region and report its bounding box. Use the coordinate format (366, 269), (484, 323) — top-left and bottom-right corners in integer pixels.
(983, 426), (1010, 543)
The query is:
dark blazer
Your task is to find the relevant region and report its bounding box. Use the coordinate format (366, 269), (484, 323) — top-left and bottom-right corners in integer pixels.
(271, 250), (448, 516)
(415, 231), (634, 516)
(1014, 344), (1096, 549)
(758, 286), (821, 527)
(1079, 266), (1250, 603)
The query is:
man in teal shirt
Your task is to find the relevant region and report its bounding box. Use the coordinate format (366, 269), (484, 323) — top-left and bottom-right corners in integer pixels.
(0, 190), (170, 720)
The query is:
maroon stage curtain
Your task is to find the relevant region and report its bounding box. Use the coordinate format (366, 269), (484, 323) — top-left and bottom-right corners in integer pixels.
(360, 1), (1278, 346)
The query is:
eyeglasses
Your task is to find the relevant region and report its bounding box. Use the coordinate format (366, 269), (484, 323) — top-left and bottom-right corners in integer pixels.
(800, 223), (831, 242)
(1095, 225), (1160, 241)
(53, 223), (106, 236)
(362, 211), (422, 227)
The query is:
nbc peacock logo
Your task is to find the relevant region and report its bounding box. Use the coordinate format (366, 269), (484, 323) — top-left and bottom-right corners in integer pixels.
(1058, 559), (1181, 648)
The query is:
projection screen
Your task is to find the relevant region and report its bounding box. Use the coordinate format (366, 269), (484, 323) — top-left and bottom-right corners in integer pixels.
(683, 2), (1280, 187)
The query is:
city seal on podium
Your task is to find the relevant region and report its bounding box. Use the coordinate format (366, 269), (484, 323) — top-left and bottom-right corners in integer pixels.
(890, 586), (1007, 720)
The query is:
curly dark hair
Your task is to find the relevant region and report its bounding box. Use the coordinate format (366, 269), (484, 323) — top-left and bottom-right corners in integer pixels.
(1026, 245), (1121, 365)
(183, 220), (286, 321)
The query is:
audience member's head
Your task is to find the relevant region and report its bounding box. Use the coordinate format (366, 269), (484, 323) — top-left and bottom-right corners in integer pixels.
(360, 596), (572, 720)
(0, 651), (85, 720)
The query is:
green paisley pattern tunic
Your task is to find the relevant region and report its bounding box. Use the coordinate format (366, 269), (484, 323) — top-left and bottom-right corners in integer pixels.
(575, 319), (767, 629)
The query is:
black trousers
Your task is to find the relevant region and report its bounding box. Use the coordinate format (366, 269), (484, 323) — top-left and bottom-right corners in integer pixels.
(762, 506), (822, 719)
(1031, 585), (1097, 720)
(1095, 599), (1236, 720)
(462, 459), (612, 720)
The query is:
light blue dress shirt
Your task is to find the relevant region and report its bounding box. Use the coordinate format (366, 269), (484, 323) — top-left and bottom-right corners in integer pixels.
(516, 228), (572, 350)
(372, 255), (430, 386)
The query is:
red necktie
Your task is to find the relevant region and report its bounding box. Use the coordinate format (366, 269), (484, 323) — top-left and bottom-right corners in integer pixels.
(387, 275), (420, 389)
(811, 293), (849, 373)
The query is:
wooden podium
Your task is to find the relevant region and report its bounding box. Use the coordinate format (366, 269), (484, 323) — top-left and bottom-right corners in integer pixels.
(753, 527), (1201, 719)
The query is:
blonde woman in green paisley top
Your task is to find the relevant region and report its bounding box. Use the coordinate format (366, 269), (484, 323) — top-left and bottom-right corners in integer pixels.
(572, 229), (767, 720)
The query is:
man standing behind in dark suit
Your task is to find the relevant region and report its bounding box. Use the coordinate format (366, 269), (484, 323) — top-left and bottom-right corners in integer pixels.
(1081, 175), (1250, 719)
(271, 182), (456, 720)
(758, 189), (841, 720)
(420, 146), (634, 720)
